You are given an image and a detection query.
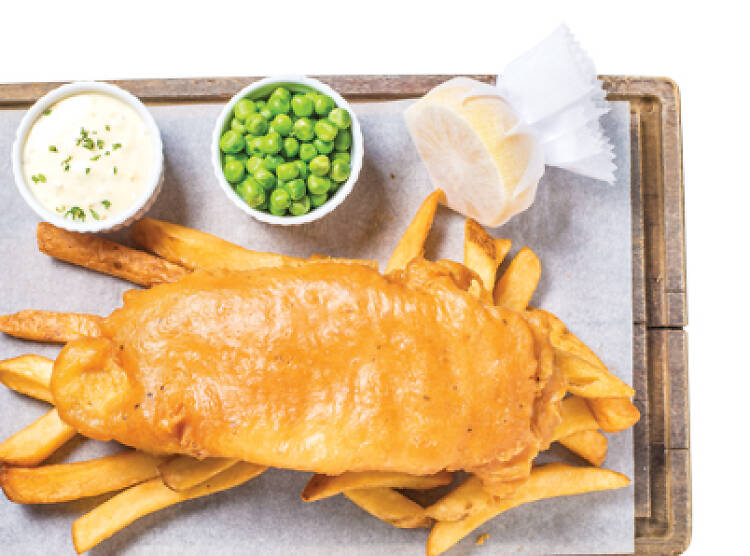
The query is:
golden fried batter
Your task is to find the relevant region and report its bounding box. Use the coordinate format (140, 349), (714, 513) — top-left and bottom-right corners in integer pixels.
(51, 259), (561, 479)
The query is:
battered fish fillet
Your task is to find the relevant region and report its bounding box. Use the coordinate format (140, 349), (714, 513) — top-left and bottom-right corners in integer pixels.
(51, 259), (564, 483)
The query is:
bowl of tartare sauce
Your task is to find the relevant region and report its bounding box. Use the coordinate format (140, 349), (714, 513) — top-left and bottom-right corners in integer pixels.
(12, 82), (163, 232)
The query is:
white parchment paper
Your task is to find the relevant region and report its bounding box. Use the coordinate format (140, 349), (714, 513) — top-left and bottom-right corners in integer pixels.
(0, 99), (633, 555)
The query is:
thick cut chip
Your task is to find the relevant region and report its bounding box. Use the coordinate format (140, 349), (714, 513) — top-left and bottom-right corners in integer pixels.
(552, 396), (600, 440)
(557, 351), (635, 398)
(72, 461), (267, 554)
(586, 397), (641, 433)
(0, 451), (164, 504)
(0, 354), (54, 402)
(0, 409), (76, 466)
(131, 218), (300, 271)
(494, 247), (541, 311)
(426, 463), (630, 556)
(385, 189), (445, 274)
(0, 311), (102, 344)
(37, 222), (187, 286)
(425, 475), (493, 522)
(302, 470), (453, 502)
(344, 487), (432, 529)
(463, 218), (511, 292)
(159, 456), (238, 491)
(558, 430), (608, 466)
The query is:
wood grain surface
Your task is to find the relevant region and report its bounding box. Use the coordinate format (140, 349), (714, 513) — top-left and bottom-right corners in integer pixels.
(0, 74), (690, 555)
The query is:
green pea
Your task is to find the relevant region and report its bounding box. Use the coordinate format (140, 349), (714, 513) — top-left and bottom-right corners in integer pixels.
(291, 94), (314, 117)
(225, 152), (248, 166)
(314, 118), (338, 142)
(298, 142), (317, 162)
(293, 118), (315, 141)
(246, 155), (264, 173)
(230, 118), (246, 133)
(254, 168), (276, 190)
(259, 106), (274, 121)
(330, 159), (351, 182)
(307, 174), (331, 195)
(255, 100), (266, 111)
(268, 96), (290, 116)
(236, 177), (265, 207)
(223, 159), (245, 183)
(293, 159), (309, 179)
(313, 138), (334, 154)
(262, 154), (284, 172)
(269, 187), (291, 212)
(233, 99), (257, 121)
(328, 107), (351, 129)
(289, 195), (311, 216)
(270, 87), (291, 102)
(244, 114), (268, 136)
(309, 155), (331, 177)
(334, 129), (352, 151)
(310, 192), (328, 208)
(332, 152), (351, 164)
(260, 132), (282, 154)
(284, 178), (307, 201)
(283, 137), (299, 158)
(276, 161), (299, 181)
(270, 114), (293, 136)
(219, 130), (245, 154)
(248, 136), (264, 155)
(314, 94), (335, 116)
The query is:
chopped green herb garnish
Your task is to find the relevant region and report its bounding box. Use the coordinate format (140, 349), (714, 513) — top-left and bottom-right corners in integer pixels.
(105, 124), (111, 131)
(105, 151), (110, 156)
(43, 109), (51, 116)
(90, 154), (101, 161)
(90, 208), (100, 220)
(96, 139), (105, 149)
(85, 167), (90, 175)
(65, 206), (86, 221)
(83, 138), (94, 150)
(31, 173), (47, 183)
(112, 143), (122, 150)
(62, 156), (72, 171)
(49, 145), (57, 152)
(113, 166), (118, 175)
(102, 199), (111, 209)
(56, 205), (66, 213)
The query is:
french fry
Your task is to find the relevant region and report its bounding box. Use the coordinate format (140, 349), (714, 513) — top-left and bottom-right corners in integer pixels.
(0, 451), (165, 504)
(558, 430), (608, 466)
(586, 397), (641, 433)
(132, 218), (300, 271)
(557, 350), (635, 399)
(0, 354), (53, 402)
(425, 475), (493, 522)
(0, 310), (102, 344)
(159, 456), (239, 491)
(533, 308), (607, 368)
(463, 218), (511, 292)
(344, 487), (432, 529)
(493, 247), (541, 311)
(72, 461), (267, 554)
(301, 470), (453, 502)
(552, 396), (599, 440)
(0, 408), (76, 466)
(37, 222), (188, 287)
(385, 189), (445, 274)
(426, 463), (630, 556)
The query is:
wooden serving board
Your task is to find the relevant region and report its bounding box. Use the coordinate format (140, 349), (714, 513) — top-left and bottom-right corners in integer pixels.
(0, 75), (689, 555)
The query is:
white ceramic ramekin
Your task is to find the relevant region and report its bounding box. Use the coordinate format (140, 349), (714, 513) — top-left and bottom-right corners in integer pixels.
(211, 75), (363, 225)
(11, 81), (164, 232)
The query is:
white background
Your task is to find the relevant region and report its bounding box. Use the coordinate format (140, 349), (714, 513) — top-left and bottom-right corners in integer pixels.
(1, 1), (746, 554)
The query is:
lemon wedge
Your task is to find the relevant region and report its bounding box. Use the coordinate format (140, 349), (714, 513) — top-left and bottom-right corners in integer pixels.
(405, 78), (545, 227)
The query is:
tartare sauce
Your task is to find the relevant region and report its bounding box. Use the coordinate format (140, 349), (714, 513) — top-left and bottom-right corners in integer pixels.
(22, 93), (155, 222)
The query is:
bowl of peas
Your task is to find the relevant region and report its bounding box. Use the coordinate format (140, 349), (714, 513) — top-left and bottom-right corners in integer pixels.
(212, 75), (363, 224)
